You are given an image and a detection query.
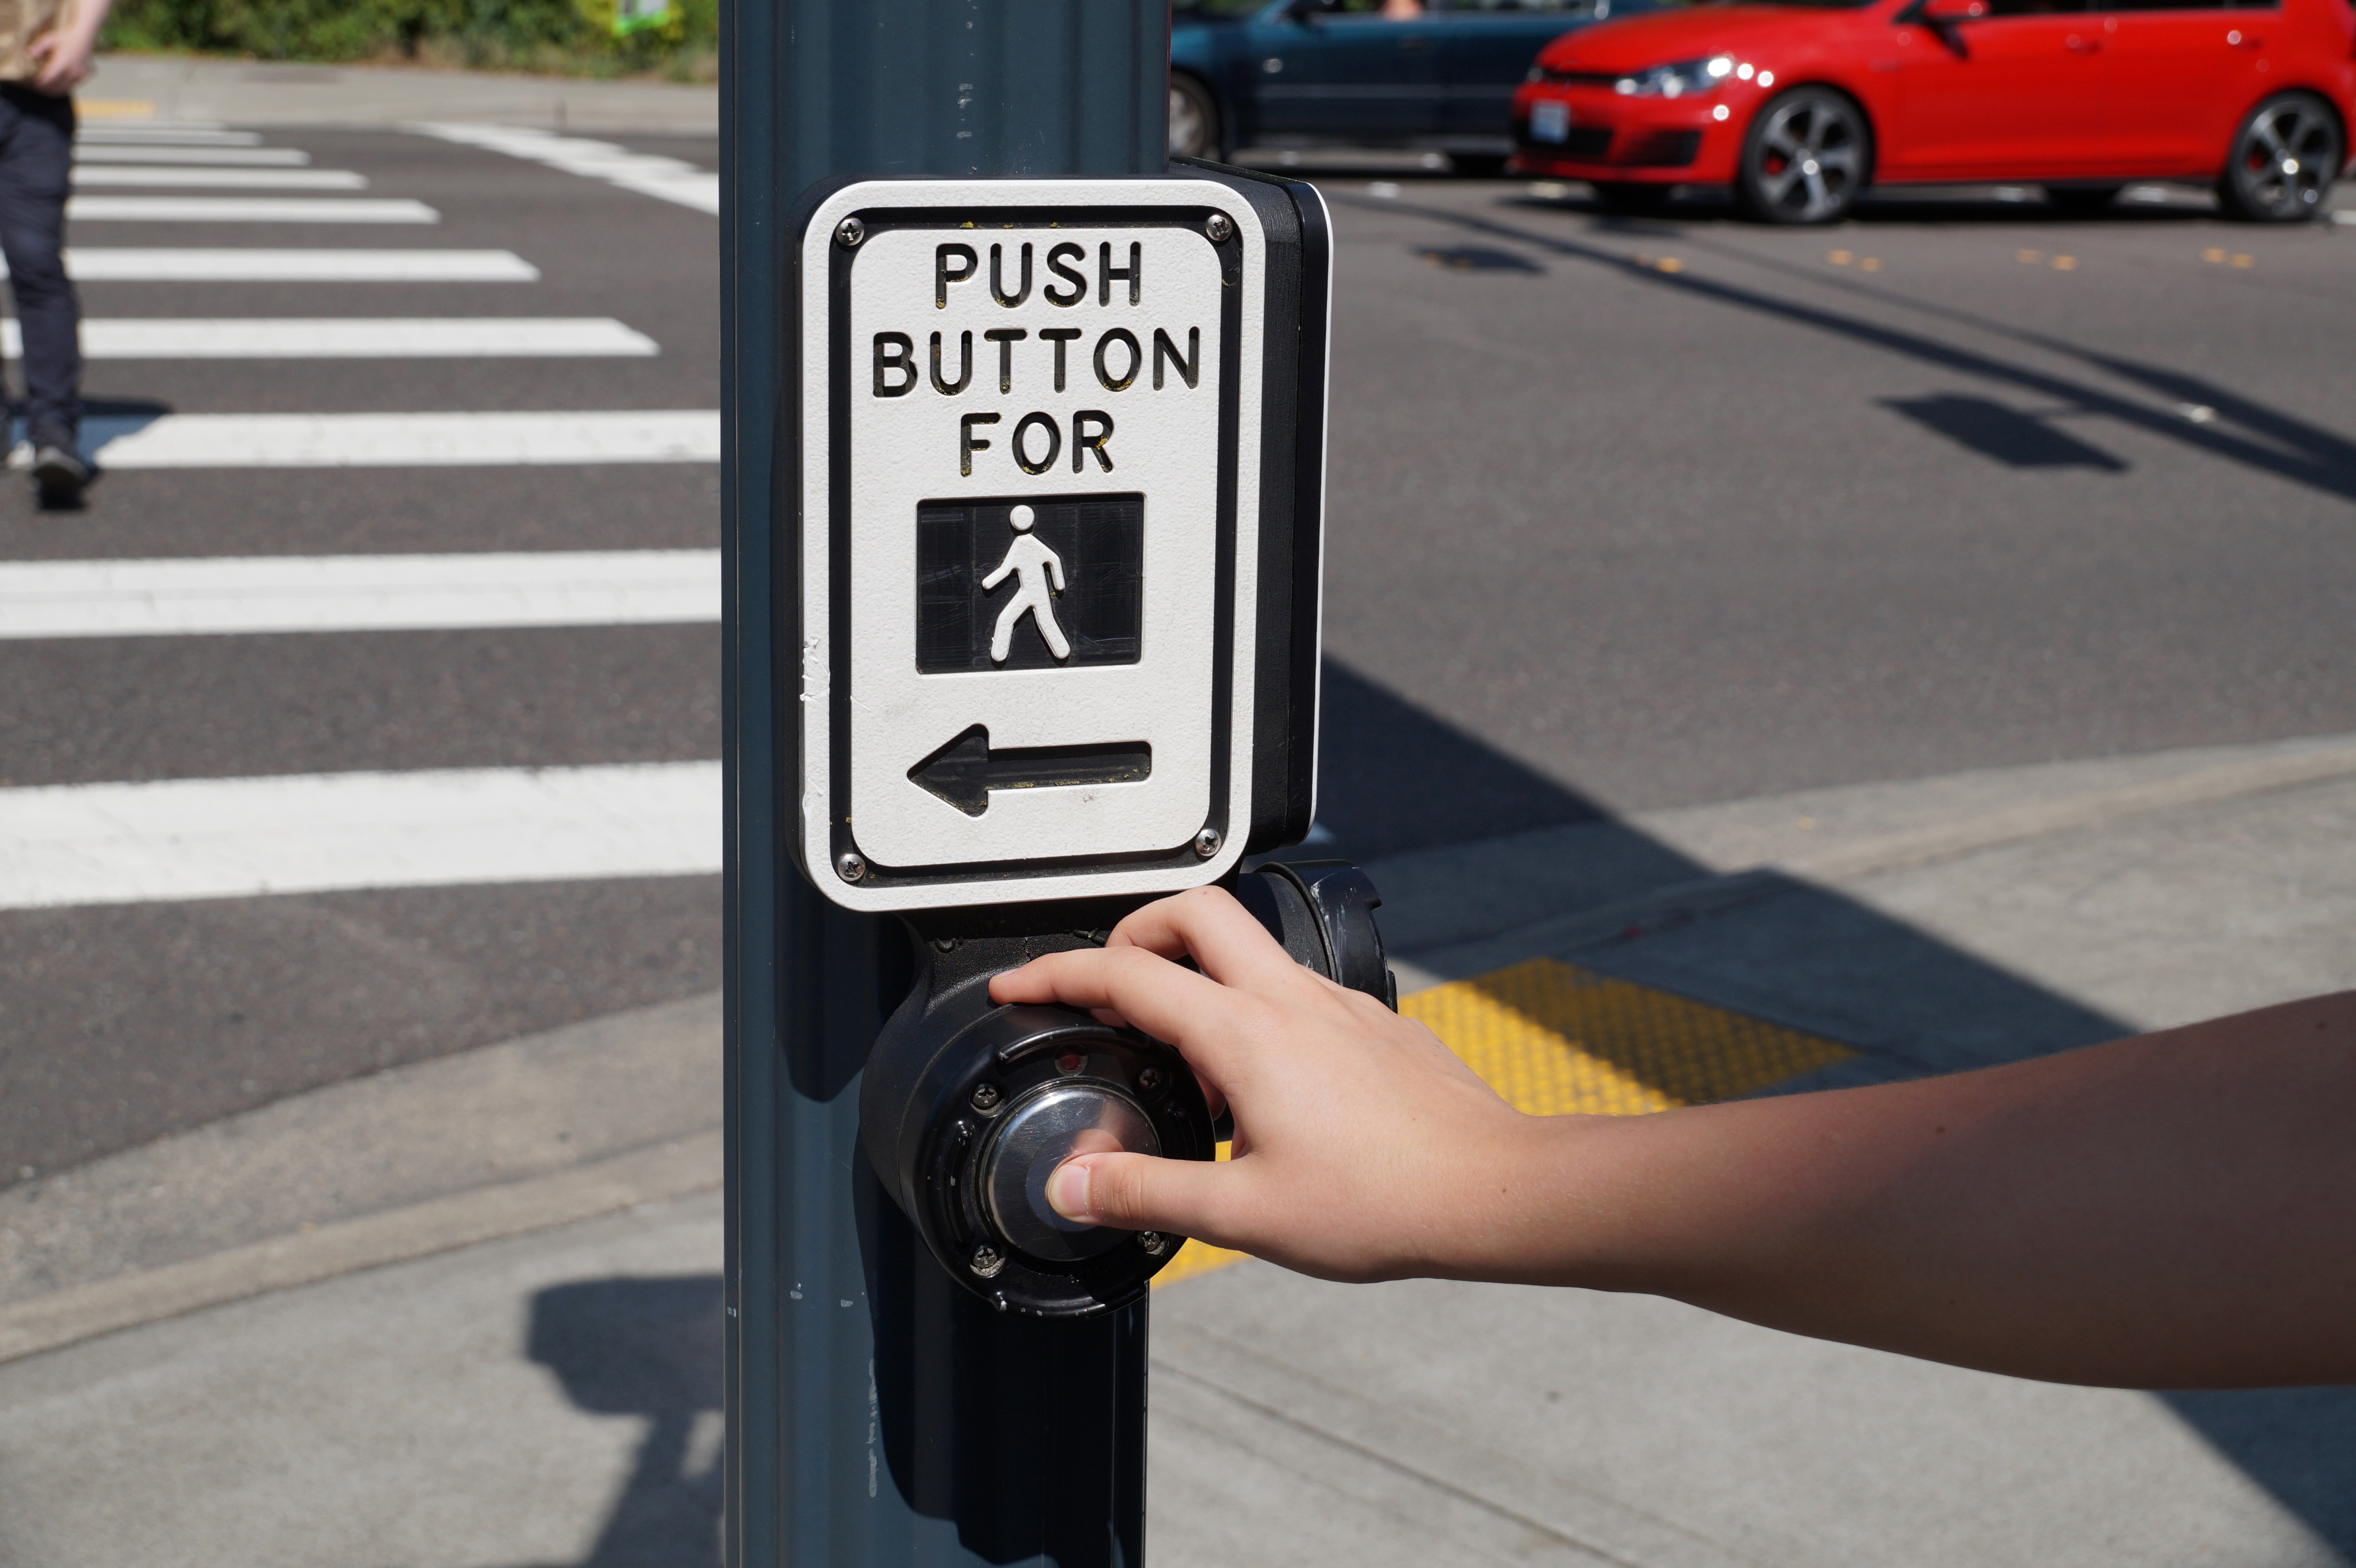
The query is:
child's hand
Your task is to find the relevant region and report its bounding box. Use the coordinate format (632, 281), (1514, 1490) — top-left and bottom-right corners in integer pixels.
(988, 885), (1584, 1282)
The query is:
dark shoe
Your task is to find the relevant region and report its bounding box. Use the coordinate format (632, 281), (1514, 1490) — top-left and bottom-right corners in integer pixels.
(29, 432), (87, 505)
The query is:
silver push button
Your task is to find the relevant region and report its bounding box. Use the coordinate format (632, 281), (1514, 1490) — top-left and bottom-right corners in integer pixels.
(979, 1083), (1159, 1263)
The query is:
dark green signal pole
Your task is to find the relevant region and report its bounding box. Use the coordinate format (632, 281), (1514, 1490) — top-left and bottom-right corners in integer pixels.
(720, 5), (1171, 1565)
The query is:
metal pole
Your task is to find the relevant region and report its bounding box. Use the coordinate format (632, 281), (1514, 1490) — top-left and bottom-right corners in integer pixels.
(721, 6), (1170, 1565)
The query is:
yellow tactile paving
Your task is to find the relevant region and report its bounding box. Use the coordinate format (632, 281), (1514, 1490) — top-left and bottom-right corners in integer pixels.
(1153, 958), (1853, 1289)
(1409, 957), (1856, 1115)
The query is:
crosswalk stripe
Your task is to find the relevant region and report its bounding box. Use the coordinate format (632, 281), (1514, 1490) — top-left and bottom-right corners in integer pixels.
(0, 550), (719, 638)
(414, 123), (720, 215)
(0, 761), (721, 910)
(66, 196), (438, 224)
(2, 317), (658, 359)
(17, 248), (540, 281)
(76, 145), (311, 166)
(71, 166), (367, 190)
(82, 409), (721, 468)
(76, 127), (260, 146)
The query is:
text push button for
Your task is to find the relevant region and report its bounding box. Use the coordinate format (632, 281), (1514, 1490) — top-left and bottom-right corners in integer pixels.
(792, 174), (1330, 911)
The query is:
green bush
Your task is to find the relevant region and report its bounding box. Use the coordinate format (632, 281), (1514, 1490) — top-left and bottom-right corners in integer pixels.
(101, 0), (719, 79)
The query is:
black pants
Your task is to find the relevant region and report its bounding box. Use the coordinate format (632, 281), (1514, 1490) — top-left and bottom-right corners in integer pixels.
(0, 84), (78, 441)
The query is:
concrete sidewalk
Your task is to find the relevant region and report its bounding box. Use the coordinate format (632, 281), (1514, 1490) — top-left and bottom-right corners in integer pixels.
(4, 733), (2354, 1565)
(84, 54), (717, 135)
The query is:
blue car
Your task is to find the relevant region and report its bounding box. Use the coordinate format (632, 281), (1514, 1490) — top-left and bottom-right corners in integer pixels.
(1170, 0), (1644, 173)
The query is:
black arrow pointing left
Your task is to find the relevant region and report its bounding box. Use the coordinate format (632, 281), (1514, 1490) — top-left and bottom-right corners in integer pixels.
(907, 725), (1153, 817)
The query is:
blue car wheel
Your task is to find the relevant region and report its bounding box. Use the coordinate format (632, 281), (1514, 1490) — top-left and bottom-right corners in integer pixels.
(1171, 72), (1224, 161)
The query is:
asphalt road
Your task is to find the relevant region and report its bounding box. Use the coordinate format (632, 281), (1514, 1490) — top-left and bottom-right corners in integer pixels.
(6, 135), (2356, 1187)
(1314, 174), (2356, 853)
(1, 127), (725, 1182)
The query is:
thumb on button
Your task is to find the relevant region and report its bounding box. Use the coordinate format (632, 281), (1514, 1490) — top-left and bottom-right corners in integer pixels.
(1046, 1150), (1223, 1234)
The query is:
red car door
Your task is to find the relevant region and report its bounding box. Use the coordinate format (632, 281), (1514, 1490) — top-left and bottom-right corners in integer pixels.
(1889, 0), (2110, 179)
(2102, 0), (2262, 173)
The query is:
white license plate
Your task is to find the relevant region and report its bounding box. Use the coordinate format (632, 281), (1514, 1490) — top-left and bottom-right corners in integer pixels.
(1530, 100), (1571, 144)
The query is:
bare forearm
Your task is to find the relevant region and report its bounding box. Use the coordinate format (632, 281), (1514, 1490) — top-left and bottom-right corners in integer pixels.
(1528, 993), (2356, 1386)
(1000, 892), (2356, 1390)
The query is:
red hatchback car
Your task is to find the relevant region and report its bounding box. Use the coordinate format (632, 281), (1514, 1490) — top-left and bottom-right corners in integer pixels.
(1510, 0), (2356, 222)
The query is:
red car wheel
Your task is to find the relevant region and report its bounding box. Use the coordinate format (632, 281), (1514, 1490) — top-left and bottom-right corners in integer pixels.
(2217, 92), (2342, 223)
(1737, 87), (1871, 226)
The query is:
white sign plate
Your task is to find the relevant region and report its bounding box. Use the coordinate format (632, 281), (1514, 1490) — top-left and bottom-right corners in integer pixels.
(797, 179), (1268, 911)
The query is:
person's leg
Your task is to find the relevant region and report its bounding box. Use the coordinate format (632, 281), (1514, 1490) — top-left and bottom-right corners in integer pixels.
(0, 85), (81, 454)
(0, 89), (25, 435)
(991, 596), (1022, 662)
(1035, 594), (1070, 659)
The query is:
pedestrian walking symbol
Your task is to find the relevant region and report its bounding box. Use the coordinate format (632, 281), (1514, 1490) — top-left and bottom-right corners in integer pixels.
(914, 494), (1144, 674)
(983, 505), (1070, 662)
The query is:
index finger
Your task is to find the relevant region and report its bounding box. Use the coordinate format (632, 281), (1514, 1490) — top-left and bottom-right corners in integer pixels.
(989, 942), (1267, 1088)
(1105, 885), (1324, 996)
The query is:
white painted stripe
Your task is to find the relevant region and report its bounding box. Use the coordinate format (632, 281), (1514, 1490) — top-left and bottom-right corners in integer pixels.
(0, 550), (719, 638)
(65, 196), (438, 224)
(1, 317), (657, 359)
(607, 171), (721, 214)
(32, 248), (538, 281)
(87, 409), (720, 468)
(72, 165), (367, 190)
(0, 762), (721, 910)
(76, 145), (310, 166)
(412, 122), (719, 215)
(77, 127), (257, 146)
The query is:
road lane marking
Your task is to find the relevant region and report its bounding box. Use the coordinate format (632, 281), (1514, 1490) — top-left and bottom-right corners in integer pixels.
(17, 248), (539, 281)
(0, 550), (719, 638)
(0, 317), (657, 358)
(75, 145), (310, 165)
(0, 761), (721, 910)
(412, 122), (719, 215)
(71, 165), (367, 190)
(76, 409), (719, 467)
(65, 196), (438, 223)
(76, 127), (260, 146)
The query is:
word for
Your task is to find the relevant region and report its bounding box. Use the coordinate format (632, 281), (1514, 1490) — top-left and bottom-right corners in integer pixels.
(959, 411), (1114, 477)
(874, 327), (1199, 399)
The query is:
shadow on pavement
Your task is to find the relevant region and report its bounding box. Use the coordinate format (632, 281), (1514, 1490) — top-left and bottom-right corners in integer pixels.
(1883, 393), (2128, 471)
(2164, 1386), (2356, 1549)
(1366, 190), (2356, 510)
(1310, 659), (1609, 858)
(521, 1274), (724, 1568)
(1308, 658), (2356, 1551)
(1530, 185), (2224, 226)
(515, 667), (2355, 1561)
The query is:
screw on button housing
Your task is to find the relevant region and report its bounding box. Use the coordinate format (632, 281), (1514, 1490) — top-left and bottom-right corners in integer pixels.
(1137, 1067), (1164, 1092)
(836, 850), (867, 882)
(1194, 827), (1222, 858)
(1138, 1232), (1171, 1257)
(1205, 212), (1234, 243)
(969, 1082), (1003, 1113)
(970, 1244), (1005, 1278)
(836, 216), (866, 247)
